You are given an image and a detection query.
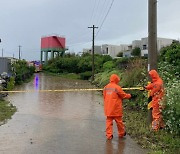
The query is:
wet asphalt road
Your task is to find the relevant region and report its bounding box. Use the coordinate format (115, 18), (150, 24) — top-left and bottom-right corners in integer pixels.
(0, 73), (147, 154)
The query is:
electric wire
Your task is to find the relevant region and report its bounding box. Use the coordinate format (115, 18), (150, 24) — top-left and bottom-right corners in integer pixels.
(92, 0), (101, 25)
(69, 0), (114, 50)
(88, 0), (98, 26)
(96, 0), (110, 27)
(95, 0), (115, 38)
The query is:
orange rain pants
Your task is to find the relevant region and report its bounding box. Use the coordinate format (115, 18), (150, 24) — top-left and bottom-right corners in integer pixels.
(106, 116), (125, 139)
(146, 70), (165, 131)
(152, 107), (164, 130)
(103, 74), (131, 139)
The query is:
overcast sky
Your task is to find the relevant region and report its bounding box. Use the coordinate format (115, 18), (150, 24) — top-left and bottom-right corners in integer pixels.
(0, 0), (180, 61)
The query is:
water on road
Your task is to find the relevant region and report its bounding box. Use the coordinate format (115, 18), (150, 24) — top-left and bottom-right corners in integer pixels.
(0, 73), (147, 154)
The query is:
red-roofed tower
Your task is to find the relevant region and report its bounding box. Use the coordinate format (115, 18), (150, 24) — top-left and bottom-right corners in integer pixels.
(41, 35), (66, 63)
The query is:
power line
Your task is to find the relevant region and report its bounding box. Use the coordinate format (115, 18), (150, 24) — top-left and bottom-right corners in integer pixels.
(88, 0), (98, 26)
(92, 0), (101, 24)
(96, 0), (110, 26)
(95, 0), (115, 38)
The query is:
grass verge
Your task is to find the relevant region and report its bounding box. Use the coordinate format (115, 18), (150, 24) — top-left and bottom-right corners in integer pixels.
(0, 99), (17, 125)
(124, 108), (180, 154)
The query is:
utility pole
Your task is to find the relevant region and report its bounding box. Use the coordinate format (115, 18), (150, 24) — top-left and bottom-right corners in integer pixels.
(148, 0), (157, 125)
(2, 48), (3, 57)
(148, 0), (157, 71)
(88, 25), (98, 81)
(18, 45), (21, 60)
(0, 39), (2, 57)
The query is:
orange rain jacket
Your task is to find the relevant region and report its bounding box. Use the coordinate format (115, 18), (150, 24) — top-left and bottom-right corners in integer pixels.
(103, 74), (131, 116)
(145, 70), (164, 108)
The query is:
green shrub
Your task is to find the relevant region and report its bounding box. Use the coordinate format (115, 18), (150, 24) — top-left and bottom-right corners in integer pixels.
(93, 70), (122, 87)
(0, 100), (16, 122)
(44, 54), (113, 77)
(115, 57), (129, 69)
(116, 52), (123, 57)
(131, 47), (141, 57)
(102, 61), (115, 71)
(159, 62), (180, 135)
(7, 77), (15, 90)
(12, 60), (35, 84)
(159, 42), (180, 74)
(80, 71), (92, 80)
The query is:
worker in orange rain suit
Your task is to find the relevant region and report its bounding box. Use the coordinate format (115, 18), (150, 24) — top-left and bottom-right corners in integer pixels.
(145, 70), (165, 131)
(103, 74), (131, 140)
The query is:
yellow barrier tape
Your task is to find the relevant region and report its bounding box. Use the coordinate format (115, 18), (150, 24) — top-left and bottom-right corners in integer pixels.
(0, 87), (144, 93)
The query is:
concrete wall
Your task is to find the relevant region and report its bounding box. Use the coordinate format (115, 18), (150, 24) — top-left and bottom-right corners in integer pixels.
(132, 37), (174, 56)
(102, 44), (108, 54)
(132, 40), (141, 49)
(157, 38), (173, 51)
(0, 57), (18, 76)
(94, 46), (101, 54)
(102, 44), (124, 58)
(123, 51), (131, 57)
(0, 57), (11, 75)
(141, 49), (148, 57)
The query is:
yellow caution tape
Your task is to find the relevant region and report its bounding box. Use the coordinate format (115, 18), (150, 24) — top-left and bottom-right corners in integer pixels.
(148, 102), (153, 110)
(147, 81), (153, 110)
(0, 87), (144, 93)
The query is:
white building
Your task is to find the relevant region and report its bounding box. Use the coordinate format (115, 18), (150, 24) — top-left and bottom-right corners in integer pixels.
(133, 37), (174, 57)
(82, 37), (175, 58)
(121, 45), (132, 57)
(132, 40), (141, 49)
(83, 48), (91, 53)
(102, 44), (119, 58)
(83, 45), (102, 55)
(94, 45), (101, 54)
(102, 44), (130, 58)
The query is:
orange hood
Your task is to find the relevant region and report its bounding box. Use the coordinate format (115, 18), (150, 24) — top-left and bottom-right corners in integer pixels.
(110, 74), (120, 84)
(149, 70), (160, 82)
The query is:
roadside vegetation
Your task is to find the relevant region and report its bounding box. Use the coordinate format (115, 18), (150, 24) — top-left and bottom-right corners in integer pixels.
(43, 52), (112, 80)
(0, 60), (35, 125)
(0, 99), (17, 125)
(43, 41), (180, 153)
(12, 60), (35, 85)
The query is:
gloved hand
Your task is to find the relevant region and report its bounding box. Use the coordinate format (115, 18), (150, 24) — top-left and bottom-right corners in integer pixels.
(127, 94), (131, 99)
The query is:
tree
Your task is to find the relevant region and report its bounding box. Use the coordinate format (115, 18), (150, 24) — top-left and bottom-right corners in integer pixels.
(131, 47), (141, 57)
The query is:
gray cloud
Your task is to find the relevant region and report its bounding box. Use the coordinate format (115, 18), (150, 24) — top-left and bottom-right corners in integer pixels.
(0, 0), (179, 60)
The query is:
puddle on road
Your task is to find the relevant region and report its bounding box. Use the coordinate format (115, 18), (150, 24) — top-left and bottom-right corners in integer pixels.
(0, 73), (147, 154)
